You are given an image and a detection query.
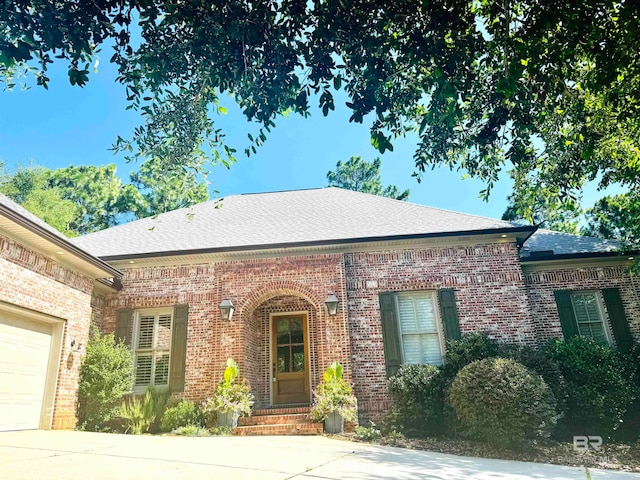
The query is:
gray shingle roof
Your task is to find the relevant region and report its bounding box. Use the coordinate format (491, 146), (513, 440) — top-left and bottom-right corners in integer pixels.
(72, 187), (517, 258)
(521, 228), (620, 257)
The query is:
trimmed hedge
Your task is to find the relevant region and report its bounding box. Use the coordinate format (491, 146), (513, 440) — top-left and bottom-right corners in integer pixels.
(443, 333), (502, 375)
(388, 333), (640, 445)
(387, 364), (451, 436)
(546, 336), (635, 440)
(448, 358), (557, 447)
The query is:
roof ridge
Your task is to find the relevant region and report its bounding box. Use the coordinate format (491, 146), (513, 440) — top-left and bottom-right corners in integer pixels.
(534, 227), (618, 242)
(331, 187), (511, 225)
(238, 186), (327, 196)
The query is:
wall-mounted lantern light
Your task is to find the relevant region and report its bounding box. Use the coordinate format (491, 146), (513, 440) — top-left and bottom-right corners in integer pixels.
(70, 338), (86, 355)
(219, 298), (235, 321)
(325, 292), (339, 316)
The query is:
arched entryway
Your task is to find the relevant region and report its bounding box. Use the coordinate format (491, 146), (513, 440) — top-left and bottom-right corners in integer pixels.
(242, 293), (320, 408)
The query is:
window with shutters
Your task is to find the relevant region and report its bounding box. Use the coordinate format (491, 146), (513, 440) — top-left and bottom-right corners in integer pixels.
(396, 291), (445, 366)
(133, 309), (173, 389)
(569, 292), (612, 345)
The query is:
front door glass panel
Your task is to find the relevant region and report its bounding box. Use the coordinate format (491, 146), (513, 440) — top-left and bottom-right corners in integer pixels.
(276, 317), (305, 373)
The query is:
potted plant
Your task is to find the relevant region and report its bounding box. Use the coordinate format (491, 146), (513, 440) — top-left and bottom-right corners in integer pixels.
(202, 358), (254, 429)
(310, 361), (357, 434)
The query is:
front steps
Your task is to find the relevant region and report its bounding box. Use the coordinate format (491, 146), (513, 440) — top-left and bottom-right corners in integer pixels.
(232, 406), (323, 436)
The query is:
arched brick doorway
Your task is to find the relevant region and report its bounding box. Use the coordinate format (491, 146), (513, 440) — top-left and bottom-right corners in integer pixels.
(243, 293), (321, 408)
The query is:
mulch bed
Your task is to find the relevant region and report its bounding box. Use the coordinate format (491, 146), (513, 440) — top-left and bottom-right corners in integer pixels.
(336, 434), (640, 472)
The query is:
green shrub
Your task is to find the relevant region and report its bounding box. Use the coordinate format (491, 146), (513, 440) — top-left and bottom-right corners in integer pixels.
(310, 362), (358, 423)
(619, 343), (640, 441)
(448, 358), (558, 448)
(119, 388), (167, 435)
(385, 429), (405, 442)
(502, 344), (569, 417)
(161, 400), (204, 432)
(355, 424), (381, 441)
(387, 364), (451, 437)
(446, 334), (569, 420)
(171, 425), (211, 436)
(545, 337), (635, 440)
(149, 389), (170, 433)
(77, 329), (134, 431)
(443, 333), (501, 375)
(209, 425), (232, 436)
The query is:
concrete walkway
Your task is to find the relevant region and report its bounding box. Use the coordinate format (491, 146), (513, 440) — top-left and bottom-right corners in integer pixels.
(0, 431), (637, 480)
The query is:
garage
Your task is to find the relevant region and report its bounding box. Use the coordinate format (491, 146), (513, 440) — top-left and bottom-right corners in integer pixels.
(0, 315), (56, 431)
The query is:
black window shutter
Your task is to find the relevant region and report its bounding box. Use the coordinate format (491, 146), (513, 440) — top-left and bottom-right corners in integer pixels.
(379, 292), (402, 377)
(438, 288), (461, 340)
(169, 304), (189, 392)
(115, 308), (132, 346)
(602, 288), (633, 353)
(554, 290), (579, 339)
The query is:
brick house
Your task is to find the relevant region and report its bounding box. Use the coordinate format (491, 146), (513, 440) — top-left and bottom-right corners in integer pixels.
(1, 187), (638, 430)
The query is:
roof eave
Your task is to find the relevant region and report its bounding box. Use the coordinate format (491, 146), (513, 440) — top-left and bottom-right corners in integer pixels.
(0, 203), (122, 279)
(520, 250), (638, 263)
(98, 225), (537, 261)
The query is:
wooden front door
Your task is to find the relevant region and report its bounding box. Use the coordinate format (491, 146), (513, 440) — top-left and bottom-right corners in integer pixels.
(272, 314), (309, 405)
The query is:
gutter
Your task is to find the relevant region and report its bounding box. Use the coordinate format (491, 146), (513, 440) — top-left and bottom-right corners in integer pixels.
(516, 225), (538, 249)
(0, 203), (122, 278)
(520, 250), (638, 263)
(99, 225), (537, 262)
(96, 277), (123, 291)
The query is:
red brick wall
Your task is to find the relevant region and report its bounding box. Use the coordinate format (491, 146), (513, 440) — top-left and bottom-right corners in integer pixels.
(89, 244), (640, 426)
(96, 244), (541, 422)
(0, 234), (94, 429)
(524, 264), (640, 344)
(97, 254), (351, 405)
(96, 263), (220, 400)
(344, 242), (534, 420)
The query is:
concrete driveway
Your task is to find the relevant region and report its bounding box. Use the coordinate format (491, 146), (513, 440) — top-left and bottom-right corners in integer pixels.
(0, 431), (637, 480)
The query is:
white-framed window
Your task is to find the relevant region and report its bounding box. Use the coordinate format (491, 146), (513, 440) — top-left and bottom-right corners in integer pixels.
(396, 291), (445, 366)
(569, 291), (612, 345)
(133, 309), (172, 389)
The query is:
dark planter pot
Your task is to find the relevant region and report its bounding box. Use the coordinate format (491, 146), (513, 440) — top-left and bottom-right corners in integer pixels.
(324, 411), (344, 434)
(216, 411), (239, 429)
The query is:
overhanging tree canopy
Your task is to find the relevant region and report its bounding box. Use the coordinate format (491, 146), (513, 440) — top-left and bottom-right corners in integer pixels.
(2, 1), (639, 198)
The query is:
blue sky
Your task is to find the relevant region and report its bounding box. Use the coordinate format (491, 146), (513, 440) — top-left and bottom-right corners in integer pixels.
(0, 53), (616, 221)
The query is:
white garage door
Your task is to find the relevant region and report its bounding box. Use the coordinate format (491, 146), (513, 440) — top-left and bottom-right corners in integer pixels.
(0, 316), (53, 431)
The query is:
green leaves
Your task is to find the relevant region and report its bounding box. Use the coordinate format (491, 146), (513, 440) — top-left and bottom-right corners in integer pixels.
(77, 329), (134, 431)
(68, 66), (89, 86)
(323, 361), (344, 384)
(2, 0), (640, 203)
(370, 131), (394, 154)
(129, 157), (209, 219)
(223, 358), (239, 386)
(583, 192), (640, 250)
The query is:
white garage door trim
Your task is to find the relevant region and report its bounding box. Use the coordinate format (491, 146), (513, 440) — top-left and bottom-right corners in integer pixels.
(0, 300), (65, 430)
